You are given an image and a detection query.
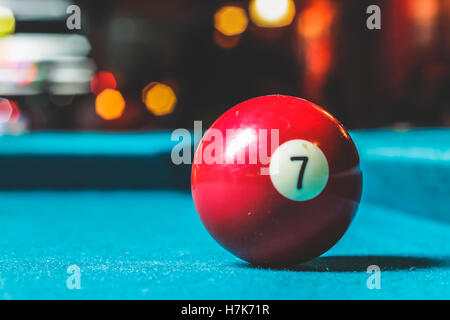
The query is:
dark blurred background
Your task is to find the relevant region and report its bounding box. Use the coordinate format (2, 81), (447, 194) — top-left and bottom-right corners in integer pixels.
(0, 0), (448, 133)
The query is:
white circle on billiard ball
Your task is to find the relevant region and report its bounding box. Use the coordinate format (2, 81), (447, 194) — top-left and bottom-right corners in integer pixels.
(269, 139), (329, 201)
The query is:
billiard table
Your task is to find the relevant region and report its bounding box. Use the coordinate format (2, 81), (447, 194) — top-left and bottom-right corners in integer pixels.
(0, 129), (448, 299)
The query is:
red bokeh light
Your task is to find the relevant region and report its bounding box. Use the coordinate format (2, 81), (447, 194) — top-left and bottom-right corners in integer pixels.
(90, 71), (117, 96)
(0, 99), (12, 123)
(8, 101), (20, 123)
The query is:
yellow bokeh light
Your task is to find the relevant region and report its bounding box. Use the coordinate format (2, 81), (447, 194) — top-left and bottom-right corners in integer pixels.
(142, 82), (177, 116)
(0, 6), (15, 37)
(95, 89), (126, 120)
(214, 6), (249, 36)
(249, 0), (296, 28)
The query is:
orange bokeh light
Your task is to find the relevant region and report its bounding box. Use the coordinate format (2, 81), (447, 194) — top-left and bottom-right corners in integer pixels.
(91, 71), (117, 96)
(214, 5), (249, 37)
(142, 82), (177, 116)
(95, 89), (126, 120)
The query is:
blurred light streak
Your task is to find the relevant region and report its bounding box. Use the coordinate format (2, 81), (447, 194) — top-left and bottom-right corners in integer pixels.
(249, 0), (295, 28)
(49, 65), (93, 84)
(297, 0), (334, 40)
(17, 62), (38, 85)
(0, 0), (70, 21)
(296, 0), (335, 99)
(95, 89), (126, 120)
(0, 5), (14, 37)
(0, 61), (38, 86)
(214, 5), (249, 36)
(0, 34), (91, 62)
(408, 0), (439, 45)
(0, 83), (41, 95)
(50, 83), (90, 95)
(142, 82), (177, 116)
(0, 42), (95, 95)
(305, 40), (331, 78)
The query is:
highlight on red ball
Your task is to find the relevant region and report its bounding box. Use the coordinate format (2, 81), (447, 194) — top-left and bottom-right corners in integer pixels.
(90, 71), (117, 96)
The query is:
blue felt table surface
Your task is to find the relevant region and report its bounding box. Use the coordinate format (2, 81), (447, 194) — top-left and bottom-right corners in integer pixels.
(0, 131), (178, 155)
(0, 129), (448, 299)
(352, 129), (450, 223)
(0, 190), (449, 300)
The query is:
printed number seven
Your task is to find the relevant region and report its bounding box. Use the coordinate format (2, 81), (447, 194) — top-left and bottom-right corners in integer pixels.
(290, 156), (309, 190)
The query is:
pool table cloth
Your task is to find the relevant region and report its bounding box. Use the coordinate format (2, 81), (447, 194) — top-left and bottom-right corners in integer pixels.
(0, 129), (448, 299)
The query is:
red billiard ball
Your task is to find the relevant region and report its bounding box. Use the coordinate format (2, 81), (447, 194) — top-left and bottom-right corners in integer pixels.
(191, 95), (362, 266)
